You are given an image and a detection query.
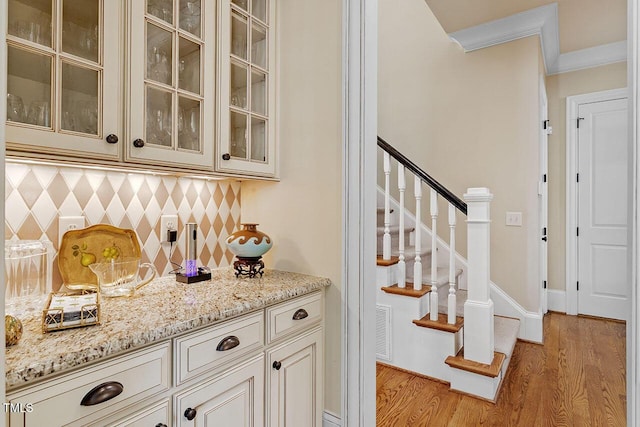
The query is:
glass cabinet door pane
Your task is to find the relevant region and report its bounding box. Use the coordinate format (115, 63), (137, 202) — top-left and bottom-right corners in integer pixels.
(230, 111), (247, 159)
(231, 0), (248, 12)
(231, 62), (248, 109)
(178, 36), (201, 94)
(250, 117), (266, 162)
(251, 24), (267, 69)
(252, 0), (267, 23)
(148, 0), (174, 24)
(62, 0), (99, 62)
(8, 0), (53, 48)
(178, 97), (200, 151)
(61, 63), (99, 134)
(7, 46), (51, 126)
(251, 71), (266, 115)
(179, 0), (201, 37)
(146, 87), (173, 147)
(147, 23), (173, 86)
(231, 12), (248, 60)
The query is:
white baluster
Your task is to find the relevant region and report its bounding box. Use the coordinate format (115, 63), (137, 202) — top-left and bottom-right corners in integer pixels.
(429, 189), (439, 321)
(397, 165), (406, 288)
(383, 152), (391, 260)
(413, 176), (422, 291)
(447, 203), (457, 324)
(463, 188), (494, 365)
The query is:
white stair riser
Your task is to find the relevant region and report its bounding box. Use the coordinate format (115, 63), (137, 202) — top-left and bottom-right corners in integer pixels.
(448, 367), (503, 402)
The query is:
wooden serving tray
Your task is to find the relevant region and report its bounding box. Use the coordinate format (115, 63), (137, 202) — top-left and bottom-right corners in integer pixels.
(58, 224), (142, 289)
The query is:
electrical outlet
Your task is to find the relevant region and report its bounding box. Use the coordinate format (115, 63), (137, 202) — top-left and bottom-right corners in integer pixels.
(161, 214), (178, 243)
(506, 212), (523, 227)
(59, 216), (85, 245)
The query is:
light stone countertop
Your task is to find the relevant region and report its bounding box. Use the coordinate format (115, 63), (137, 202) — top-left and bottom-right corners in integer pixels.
(5, 267), (331, 391)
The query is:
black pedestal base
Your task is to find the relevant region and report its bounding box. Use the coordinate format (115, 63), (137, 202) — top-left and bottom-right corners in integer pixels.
(233, 257), (265, 278)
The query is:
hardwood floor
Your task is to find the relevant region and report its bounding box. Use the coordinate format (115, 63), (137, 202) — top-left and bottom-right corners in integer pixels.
(376, 312), (626, 426)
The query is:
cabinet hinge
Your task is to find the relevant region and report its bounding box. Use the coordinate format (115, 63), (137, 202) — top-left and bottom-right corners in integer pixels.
(577, 281), (580, 291)
(543, 174), (547, 183)
(577, 227), (579, 237)
(543, 120), (550, 129)
(577, 117), (584, 128)
(577, 173), (579, 182)
(543, 280), (547, 289)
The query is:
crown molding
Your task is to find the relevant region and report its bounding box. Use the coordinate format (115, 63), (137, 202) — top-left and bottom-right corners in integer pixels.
(447, 2), (626, 75)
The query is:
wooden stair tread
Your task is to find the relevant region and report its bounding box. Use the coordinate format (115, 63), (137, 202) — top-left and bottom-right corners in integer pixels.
(377, 255), (400, 266)
(381, 283), (431, 297)
(445, 349), (506, 378)
(413, 313), (463, 332)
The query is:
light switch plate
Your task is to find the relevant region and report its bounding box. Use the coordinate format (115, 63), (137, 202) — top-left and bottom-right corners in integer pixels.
(506, 212), (523, 227)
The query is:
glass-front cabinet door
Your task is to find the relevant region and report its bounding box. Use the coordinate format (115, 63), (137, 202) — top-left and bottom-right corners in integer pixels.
(128, 0), (214, 169)
(5, 0), (121, 160)
(217, 0), (276, 177)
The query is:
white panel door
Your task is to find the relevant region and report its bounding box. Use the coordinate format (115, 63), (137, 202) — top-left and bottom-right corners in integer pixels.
(577, 97), (629, 320)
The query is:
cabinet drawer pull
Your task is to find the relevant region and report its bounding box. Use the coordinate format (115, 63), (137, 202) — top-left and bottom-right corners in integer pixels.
(222, 153), (231, 160)
(184, 407), (197, 420)
(216, 335), (240, 351)
(273, 360), (282, 370)
(105, 134), (119, 144)
(156, 424), (168, 427)
(292, 308), (309, 320)
(80, 381), (124, 406)
(133, 138), (145, 148)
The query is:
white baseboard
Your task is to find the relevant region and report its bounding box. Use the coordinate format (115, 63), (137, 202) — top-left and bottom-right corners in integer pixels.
(547, 290), (566, 313)
(323, 410), (342, 427)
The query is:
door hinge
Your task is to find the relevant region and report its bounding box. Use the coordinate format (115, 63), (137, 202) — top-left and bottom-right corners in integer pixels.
(543, 280), (547, 289)
(577, 117), (585, 128)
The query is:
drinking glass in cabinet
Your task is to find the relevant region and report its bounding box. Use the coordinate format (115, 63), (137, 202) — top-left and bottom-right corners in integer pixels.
(251, 117), (266, 162)
(7, 46), (52, 126)
(146, 88), (173, 147)
(178, 99), (200, 151)
(230, 112), (248, 158)
(179, 0), (201, 37)
(251, 71), (266, 115)
(252, 0), (267, 23)
(26, 101), (50, 128)
(8, 0), (53, 47)
(61, 63), (99, 134)
(231, 63), (248, 109)
(7, 94), (26, 123)
(148, 0), (174, 24)
(147, 23), (173, 86)
(178, 37), (201, 95)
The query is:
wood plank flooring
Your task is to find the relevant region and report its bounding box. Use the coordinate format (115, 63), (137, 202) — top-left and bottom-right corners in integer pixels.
(376, 312), (626, 426)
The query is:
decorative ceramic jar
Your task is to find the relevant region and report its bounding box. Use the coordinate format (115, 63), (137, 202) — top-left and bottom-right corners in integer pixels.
(226, 224), (272, 277)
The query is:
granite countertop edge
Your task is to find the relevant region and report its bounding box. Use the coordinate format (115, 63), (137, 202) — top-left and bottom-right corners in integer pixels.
(5, 268), (331, 391)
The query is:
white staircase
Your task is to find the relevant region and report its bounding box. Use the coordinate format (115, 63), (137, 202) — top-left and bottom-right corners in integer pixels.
(375, 137), (520, 402)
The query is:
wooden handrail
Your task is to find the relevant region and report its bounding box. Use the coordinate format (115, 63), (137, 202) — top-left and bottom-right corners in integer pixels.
(377, 136), (467, 215)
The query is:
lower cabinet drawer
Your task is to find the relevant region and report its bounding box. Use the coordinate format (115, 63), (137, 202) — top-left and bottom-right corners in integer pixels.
(89, 398), (171, 427)
(266, 291), (322, 343)
(174, 311), (264, 385)
(7, 343), (170, 427)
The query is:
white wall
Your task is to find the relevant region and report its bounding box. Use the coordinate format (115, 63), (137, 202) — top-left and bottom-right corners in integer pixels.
(378, 0), (542, 311)
(240, 0), (343, 416)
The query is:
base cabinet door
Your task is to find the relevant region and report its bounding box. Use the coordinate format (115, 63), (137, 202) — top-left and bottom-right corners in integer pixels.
(266, 327), (323, 427)
(174, 355), (264, 426)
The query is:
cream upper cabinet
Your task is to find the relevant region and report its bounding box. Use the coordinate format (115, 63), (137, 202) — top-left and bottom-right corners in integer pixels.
(127, 0), (215, 170)
(6, 0), (122, 160)
(216, 0), (277, 177)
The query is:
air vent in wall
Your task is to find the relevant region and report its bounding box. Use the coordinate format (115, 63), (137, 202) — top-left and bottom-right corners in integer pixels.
(376, 304), (391, 361)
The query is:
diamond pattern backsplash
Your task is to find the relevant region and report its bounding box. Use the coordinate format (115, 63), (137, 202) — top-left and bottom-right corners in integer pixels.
(5, 162), (241, 291)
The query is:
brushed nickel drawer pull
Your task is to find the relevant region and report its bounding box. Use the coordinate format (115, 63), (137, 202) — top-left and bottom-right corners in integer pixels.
(216, 335), (240, 351)
(292, 308), (309, 320)
(80, 381), (124, 406)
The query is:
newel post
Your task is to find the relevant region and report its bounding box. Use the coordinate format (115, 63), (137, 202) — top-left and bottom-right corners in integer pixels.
(463, 188), (494, 365)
